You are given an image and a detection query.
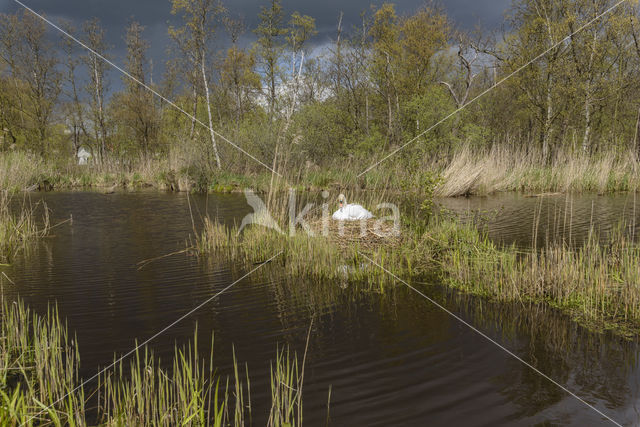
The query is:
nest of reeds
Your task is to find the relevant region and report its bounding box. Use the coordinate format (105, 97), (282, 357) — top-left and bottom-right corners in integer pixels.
(306, 217), (401, 250)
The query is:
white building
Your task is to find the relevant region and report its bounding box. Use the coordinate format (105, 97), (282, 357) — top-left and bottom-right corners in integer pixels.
(77, 147), (91, 165)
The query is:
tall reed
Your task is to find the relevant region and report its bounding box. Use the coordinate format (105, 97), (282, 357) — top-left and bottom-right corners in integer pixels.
(435, 145), (640, 196)
(0, 298), (84, 425)
(0, 192), (49, 264)
(433, 218), (640, 335)
(0, 291), (314, 425)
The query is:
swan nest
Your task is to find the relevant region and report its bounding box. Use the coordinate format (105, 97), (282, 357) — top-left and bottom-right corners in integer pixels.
(306, 218), (401, 249)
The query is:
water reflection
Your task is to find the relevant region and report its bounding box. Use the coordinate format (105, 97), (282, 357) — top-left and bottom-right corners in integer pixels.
(447, 288), (639, 425)
(439, 193), (640, 249)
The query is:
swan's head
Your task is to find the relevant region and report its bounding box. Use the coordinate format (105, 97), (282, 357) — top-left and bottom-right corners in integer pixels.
(338, 193), (346, 208)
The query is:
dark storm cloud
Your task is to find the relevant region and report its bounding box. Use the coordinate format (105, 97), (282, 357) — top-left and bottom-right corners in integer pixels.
(0, 0), (510, 88)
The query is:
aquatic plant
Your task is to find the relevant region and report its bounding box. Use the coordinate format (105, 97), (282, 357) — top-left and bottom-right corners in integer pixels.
(0, 192), (49, 264)
(432, 218), (640, 336)
(0, 292), (315, 425)
(0, 299), (84, 425)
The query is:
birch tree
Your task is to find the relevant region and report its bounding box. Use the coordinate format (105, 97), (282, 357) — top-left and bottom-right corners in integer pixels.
(0, 11), (61, 155)
(170, 0), (225, 169)
(83, 18), (109, 162)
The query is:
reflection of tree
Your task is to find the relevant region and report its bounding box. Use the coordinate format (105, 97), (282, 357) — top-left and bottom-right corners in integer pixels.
(448, 288), (638, 419)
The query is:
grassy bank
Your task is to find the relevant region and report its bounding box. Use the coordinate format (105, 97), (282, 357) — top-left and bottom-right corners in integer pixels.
(4, 146), (640, 196)
(0, 151), (276, 194)
(0, 295), (313, 425)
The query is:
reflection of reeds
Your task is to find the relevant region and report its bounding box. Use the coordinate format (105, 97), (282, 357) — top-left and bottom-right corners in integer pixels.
(0, 192), (49, 264)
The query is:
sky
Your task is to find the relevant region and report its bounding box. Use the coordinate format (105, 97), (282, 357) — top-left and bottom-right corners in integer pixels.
(0, 0), (511, 87)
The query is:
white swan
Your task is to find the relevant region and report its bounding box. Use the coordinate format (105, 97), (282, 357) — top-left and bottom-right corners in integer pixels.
(332, 194), (374, 220)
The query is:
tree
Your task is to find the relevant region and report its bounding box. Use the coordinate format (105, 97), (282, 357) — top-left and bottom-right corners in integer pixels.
(0, 11), (61, 155)
(170, 0), (225, 169)
(399, 3), (450, 97)
(369, 3), (401, 146)
(500, 0), (572, 162)
(121, 21), (158, 156)
(221, 16), (260, 123)
(254, 0), (287, 117)
(83, 18), (110, 162)
(61, 20), (88, 158)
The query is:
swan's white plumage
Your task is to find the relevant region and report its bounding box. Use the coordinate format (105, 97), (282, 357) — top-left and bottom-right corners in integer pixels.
(332, 194), (373, 220)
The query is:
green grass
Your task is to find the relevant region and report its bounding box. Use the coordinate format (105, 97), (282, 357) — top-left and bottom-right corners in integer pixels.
(0, 291), (315, 426)
(0, 193), (49, 265)
(429, 218), (640, 337)
(0, 299), (84, 425)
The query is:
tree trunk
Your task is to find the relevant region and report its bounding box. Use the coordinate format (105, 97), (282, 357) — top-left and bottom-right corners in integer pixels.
(582, 28), (598, 154)
(634, 106), (640, 160)
(543, 74), (553, 164)
(582, 90), (593, 154)
(201, 52), (221, 169)
(92, 54), (106, 162)
(189, 82), (197, 140)
(365, 91), (370, 135)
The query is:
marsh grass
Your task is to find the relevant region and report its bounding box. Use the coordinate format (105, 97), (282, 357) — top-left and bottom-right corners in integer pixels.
(100, 334), (309, 426)
(432, 217), (640, 336)
(0, 293), (314, 425)
(100, 334), (244, 426)
(435, 146), (640, 197)
(0, 192), (49, 264)
(268, 347), (303, 427)
(0, 299), (84, 425)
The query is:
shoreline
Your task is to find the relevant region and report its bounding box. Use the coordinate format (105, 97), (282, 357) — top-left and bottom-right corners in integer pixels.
(5, 148), (640, 197)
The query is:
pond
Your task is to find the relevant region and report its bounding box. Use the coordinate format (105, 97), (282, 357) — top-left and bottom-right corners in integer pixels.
(2, 191), (639, 426)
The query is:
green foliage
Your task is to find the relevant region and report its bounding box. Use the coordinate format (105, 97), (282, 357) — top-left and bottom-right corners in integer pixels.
(0, 295), (314, 425)
(404, 85), (456, 153)
(295, 101), (352, 163)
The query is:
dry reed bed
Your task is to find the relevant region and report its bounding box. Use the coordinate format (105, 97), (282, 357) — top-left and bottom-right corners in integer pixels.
(435, 146), (640, 197)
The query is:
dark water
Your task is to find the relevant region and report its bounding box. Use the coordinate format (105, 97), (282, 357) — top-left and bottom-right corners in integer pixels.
(2, 191), (640, 426)
(440, 193), (640, 249)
